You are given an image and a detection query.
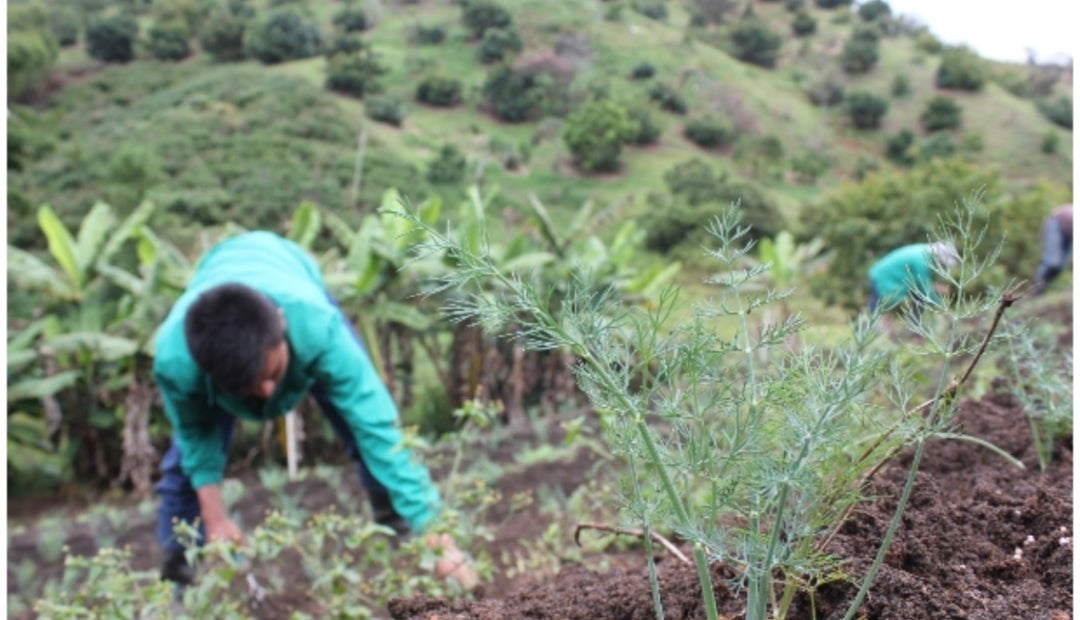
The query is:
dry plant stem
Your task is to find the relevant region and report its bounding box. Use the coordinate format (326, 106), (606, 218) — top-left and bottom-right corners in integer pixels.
(574, 522), (693, 566)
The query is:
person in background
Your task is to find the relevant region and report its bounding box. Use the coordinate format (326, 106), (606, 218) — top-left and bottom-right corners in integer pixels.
(153, 231), (476, 591)
(867, 241), (960, 320)
(1031, 204), (1073, 296)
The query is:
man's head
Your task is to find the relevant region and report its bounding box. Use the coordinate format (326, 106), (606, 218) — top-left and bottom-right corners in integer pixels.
(184, 283), (288, 399)
(928, 242), (960, 270)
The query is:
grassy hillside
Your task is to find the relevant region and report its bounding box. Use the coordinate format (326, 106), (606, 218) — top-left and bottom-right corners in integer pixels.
(8, 0), (1072, 257)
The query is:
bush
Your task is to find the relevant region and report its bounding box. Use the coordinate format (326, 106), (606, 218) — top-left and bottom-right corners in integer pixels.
(243, 9), (322, 64)
(462, 1), (513, 38)
(845, 90), (888, 129)
(935, 46), (986, 91)
(562, 99), (638, 173)
(365, 95), (405, 126)
(1036, 95), (1072, 129)
(789, 150), (830, 183)
(841, 28), (879, 74)
(683, 115), (734, 148)
(630, 62), (656, 80)
(648, 82), (688, 114)
(481, 64), (539, 122)
(627, 104), (663, 145)
(884, 128), (915, 165)
(409, 23), (446, 45)
(805, 77), (845, 107)
(332, 7), (368, 33)
(815, 0), (852, 7)
(8, 22), (59, 100)
(198, 2), (253, 62)
(891, 73), (910, 97)
(87, 14), (139, 63)
(48, 7), (81, 47)
(148, 21), (192, 61)
(416, 75), (463, 107)
(730, 20), (782, 68)
(792, 12), (816, 36)
(920, 95), (962, 132)
(325, 38), (387, 98)
(916, 132), (956, 161)
(857, 0), (891, 21)
(427, 144), (467, 184)
(785, 0), (805, 10)
(633, 1), (668, 20)
(1041, 131), (1058, 155)
(477, 27), (522, 64)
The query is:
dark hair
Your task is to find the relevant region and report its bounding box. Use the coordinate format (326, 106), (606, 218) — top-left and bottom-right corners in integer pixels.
(183, 283), (284, 394)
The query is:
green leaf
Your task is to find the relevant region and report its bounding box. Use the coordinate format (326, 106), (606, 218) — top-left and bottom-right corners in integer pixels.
(74, 201), (116, 276)
(625, 261), (682, 298)
(352, 252), (384, 298)
(323, 210), (356, 248)
(7, 349), (38, 372)
(371, 301), (433, 331)
(38, 204), (82, 291)
(101, 200), (156, 264)
(527, 193), (564, 254)
(289, 200), (322, 249)
(7, 245), (78, 300)
(45, 332), (139, 361)
(95, 262), (144, 295)
(7, 371), (82, 402)
(502, 251), (557, 273)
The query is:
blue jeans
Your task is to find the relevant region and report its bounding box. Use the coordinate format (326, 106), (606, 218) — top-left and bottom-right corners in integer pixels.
(155, 295), (398, 553)
(1035, 216), (1072, 286)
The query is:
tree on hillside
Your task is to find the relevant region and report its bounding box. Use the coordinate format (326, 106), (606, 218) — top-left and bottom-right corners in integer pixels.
(243, 9), (322, 64)
(689, 0), (740, 25)
(562, 99), (638, 173)
(148, 21), (192, 61)
(324, 35), (386, 98)
(729, 19), (782, 68)
(86, 13), (139, 63)
(461, 1), (512, 39)
(8, 3), (59, 100)
(198, 0), (254, 62)
(920, 95), (962, 132)
(936, 46), (987, 91)
(841, 25), (880, 74)
(845, 90), (888, 129)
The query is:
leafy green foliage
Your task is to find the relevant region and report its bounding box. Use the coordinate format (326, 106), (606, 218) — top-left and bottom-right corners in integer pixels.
(920, 95), (963, 132)
(630, 62), (656, 80)
(147, 20), (192, 61)
(427, 145), (467, 185)
(417, 74), (464, 106)
(648, 82), (688, 115)
(461, 0), (513, 39)
(627, 104), (663, 145)
(562, 99), (638, 173)
(365, 94), (406, 126)
(857, 0), (891, 21)
(477, 27), (523, 64)
(47, 5), (82, 47)
(845, 90), (888, 129)
(409, 23), (447, 45)
(935, 46), (987, 91)
(324, 35), (387, 97)
(1036, 95), (1072, 130)
(86, 13), (139, 63)
(815, 0), (852, 6)
(683, 115), (734, 148)
(884, 128), (916, 165)
(331, 6), (368, 33)
(633, 1), (668, 20)
(791, 11), (816, 36)
(197, 0), (253, 62)
(481, 64), (540, 122)
(243, 8), (322, 64)
(789, 150), (831, 184)
(729, 19), (782, 68)
(841, 25), (880, 74)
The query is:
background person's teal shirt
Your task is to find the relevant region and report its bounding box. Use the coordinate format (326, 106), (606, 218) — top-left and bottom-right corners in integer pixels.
(867, 243), (941, 309)
(152, 232), (440, 532)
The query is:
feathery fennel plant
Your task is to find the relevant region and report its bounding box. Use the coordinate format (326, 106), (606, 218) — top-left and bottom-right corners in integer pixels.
(396, 199), (1013, 620)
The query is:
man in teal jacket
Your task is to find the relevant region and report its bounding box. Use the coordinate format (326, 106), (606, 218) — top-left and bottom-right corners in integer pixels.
(867, 242), (959, 315)
(153, 232), (473, 588)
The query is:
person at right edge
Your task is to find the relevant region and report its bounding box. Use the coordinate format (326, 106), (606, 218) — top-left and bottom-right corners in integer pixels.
(1031, 204), (1073, 296)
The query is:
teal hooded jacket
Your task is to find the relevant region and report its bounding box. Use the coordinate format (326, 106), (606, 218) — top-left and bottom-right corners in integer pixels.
(867, 243), (942, 309)
(152, 232), (440, 533)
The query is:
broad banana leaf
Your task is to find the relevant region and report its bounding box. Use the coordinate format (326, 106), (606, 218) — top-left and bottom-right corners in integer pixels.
(100, 200), (156, 263)
(7, 246), (79, 300)
(7, 371), (82, 402)
(289, 200), (322, 249)
(37, 204), (81, 291)
(45, 332), (139, 362)
(371, 300), (434, 331)
(73, 201), (115, 276)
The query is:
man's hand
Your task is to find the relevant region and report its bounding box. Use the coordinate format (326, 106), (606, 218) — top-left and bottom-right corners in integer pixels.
(426, 533), (478, 590)
(196, 484), (246, 545)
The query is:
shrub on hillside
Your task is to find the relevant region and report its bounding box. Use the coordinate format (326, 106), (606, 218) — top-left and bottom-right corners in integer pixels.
(648, 82), (688, 114)
(1041, 131), (1058, 155)
(198, 2), (253, 62)
(481, 64), (539, 121)
(1037, 95), (1072, 130)
(332, 7), (368, 33)
(845, 90), (888, 129)
(935, 46), (987, 91)
(920, 95), (962, 132)
(643, 158), (785, 253)
(815, 0), (852, 7)
(562, 99), (638, 173)
(148, 21), (192, 61)
(325, 37), (387, 98)
(805, 77), (845, 107)
(683, 115), (734, 148)
(785, 0), (805, 10)
(87, 14), (139, 63)
(416, 75), (463, 106)
(628, 105), (663, 145)
(243, 9), (322, 64)
(857, 0), (891, 21)
(8, 5), (59, 100)
(891, 73), (911, 97)
(916, 132), (957, 161)
(409, 23), (447, 45)
(841, 27), (879, 74)
(365, 95), (405, 126)
(633, 1), (668, 20)
(792, 12), (816, 36)
(48, 7), (81, 47)
(462, 1), (513, 39)
(884, 128), (916, 165)
(427, 144), (467, 184)
(789, 150), (830, 184)
(630, 62), (656, 80)
(730, 20), (782, 68)
(478, 27), (523, 64)
(152, 0), (211, 33)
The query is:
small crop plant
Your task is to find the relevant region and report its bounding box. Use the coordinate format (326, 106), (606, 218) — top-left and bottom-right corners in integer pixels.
(397, 198), (1016, 620)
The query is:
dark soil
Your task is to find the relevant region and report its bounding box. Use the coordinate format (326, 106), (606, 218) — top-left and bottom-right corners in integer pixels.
(7, 299), (1073, 620)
